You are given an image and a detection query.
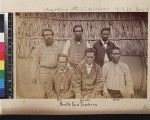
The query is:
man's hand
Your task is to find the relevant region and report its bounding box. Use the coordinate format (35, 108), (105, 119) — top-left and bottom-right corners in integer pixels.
(103, 92), (110, 98)
(83, 95), (88, 99)
(130, 94), (134, 98)
(90, 92), (95, 99)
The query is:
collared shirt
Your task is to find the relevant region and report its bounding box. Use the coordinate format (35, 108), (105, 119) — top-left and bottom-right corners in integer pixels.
(102, 61), (134, 95)
(100, 39), (108, 49)
(58, 68), (67, 90)
(58, 68), (66, 74)
(100, 39), (109, 64)
(77, 41), (81, 45)
(85, 63), (93, 74)
(31, 42), (61, 80)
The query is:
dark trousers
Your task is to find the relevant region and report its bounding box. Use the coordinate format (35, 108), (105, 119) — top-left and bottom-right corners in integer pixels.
(107, 89), (123, 98)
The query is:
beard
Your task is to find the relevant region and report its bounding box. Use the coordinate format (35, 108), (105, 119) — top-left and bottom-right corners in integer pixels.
(45, 39), (54, 46)
(102, 37), (108, 42)
(75, 35), (82, 41)
(112, 58), (119, 64)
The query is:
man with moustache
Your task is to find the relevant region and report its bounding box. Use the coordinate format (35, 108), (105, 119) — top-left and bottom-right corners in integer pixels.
(72, 48), (104, 99)
(93, 27), (116, 67)
(31, 28), (61, 98)
(102, 47), (134, 98)
(45, 54), (74, 99)
(62, 25), (88, 69)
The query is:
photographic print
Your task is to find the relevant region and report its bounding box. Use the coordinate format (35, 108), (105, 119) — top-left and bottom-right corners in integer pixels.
(15, 12), (148, 99)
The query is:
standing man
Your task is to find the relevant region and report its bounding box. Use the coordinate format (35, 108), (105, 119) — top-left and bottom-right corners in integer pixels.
(31, 28), (61, 98)
(45, 54), (74, 99)
(72, 48), (104, 99)
(62, 25), (88, 69)
(93, 27), (116, 67)
(102, 47), (134, 98)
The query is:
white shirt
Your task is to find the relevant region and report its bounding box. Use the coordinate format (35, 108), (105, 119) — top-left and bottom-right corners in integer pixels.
(103, 62), (121, 90)
(86, 63), (93, 74)
(102, 61), (134, 95)
(107, 62), (120, 90)
(101, 40), (108, 49)
(100, 40), (109, 63)
(58, 68), (66, 90)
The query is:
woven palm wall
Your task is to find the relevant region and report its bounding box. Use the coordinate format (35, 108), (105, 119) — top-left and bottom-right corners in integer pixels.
(16, 12), (148, 96)
(15, 12), (148, 58)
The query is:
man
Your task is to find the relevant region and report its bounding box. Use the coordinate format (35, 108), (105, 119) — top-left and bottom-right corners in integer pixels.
(72, 48), (104, 99)
(62, 25), (89, 69)
(31, 28), (61, 98)
(93, 27), (116, 67)
(102, 47), (134, 98)
(45, 54), (74, 99)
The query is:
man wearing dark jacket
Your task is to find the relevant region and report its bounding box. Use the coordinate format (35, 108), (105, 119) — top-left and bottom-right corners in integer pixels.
(93, 27), (116, 67)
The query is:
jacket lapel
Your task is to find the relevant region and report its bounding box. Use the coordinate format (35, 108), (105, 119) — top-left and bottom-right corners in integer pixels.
(63, 69), (70, 91)
(82, 63), (88, 77)
(55, 71), (61, 94)
(88, 63), (96, 77)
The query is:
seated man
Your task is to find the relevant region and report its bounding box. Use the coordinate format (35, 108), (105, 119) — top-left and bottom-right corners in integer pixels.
(72, 48), (104, 99)
(102, 47), (134, 98)
(45, 54), (74, 99)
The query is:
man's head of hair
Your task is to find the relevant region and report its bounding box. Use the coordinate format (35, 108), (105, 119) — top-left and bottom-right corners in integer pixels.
(85, 48), (96, 56)
(42, 28), (54, 37)
(110, 46), (121, 54)
(73, 25), (83, 32)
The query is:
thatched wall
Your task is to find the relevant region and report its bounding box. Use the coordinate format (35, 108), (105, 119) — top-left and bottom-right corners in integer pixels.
(16, 12), (148, 97)
(16, 12), (148, 58)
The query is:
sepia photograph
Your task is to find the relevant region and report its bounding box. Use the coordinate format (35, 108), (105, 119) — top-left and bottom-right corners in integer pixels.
(15, 12), (148, 99)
